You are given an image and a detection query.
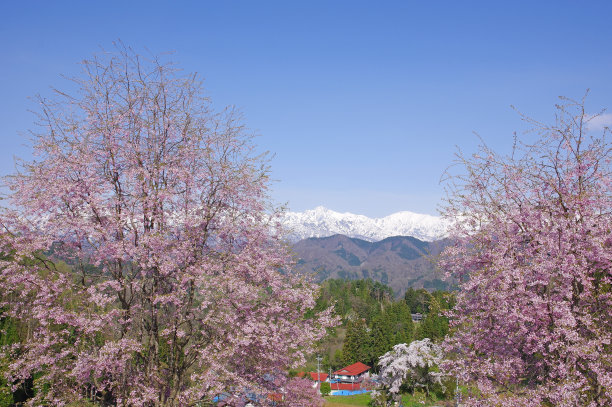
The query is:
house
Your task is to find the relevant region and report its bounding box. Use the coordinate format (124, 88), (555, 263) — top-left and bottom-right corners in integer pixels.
(329, 379), (370, 396)
(331, 382), (361, 391)
(331, 362), (370, 383)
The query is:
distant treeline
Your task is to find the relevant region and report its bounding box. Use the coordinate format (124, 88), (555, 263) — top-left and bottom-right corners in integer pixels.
(305, 279), (454, 373)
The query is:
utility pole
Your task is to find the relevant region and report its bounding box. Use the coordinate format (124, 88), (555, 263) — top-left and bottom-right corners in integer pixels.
(316, 355), (323, 383)
(455, 375), (461, 407)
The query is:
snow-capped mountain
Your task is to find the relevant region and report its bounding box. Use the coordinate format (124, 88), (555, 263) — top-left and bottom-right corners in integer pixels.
(282, 206), (449, 242)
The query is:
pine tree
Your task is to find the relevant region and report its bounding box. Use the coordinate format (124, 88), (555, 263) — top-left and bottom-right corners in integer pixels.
(389, 301), (414, 345)
(404, 287), (430, 313)
(369, 312), (394, 369)
(342, 318), (370, 365)
(417, 297), (448, 341)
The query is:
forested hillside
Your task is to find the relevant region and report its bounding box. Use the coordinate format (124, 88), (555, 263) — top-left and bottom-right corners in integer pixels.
(302, 279), (454, 373)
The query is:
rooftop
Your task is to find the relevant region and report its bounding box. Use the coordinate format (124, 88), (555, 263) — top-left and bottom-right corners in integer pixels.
(333, 362), (370, 376)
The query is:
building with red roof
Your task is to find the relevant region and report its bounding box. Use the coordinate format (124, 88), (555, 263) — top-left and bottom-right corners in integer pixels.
(268, 393), (283, 402)
(332, 362), (370, 383)
(296, 371), (329, 382)
(331, 382), (362, 391)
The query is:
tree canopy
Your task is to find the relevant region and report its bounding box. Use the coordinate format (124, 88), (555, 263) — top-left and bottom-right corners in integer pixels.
(0, 46), (333, 406)
(440, 97), (612, 406)
(373, 339), (445, 405)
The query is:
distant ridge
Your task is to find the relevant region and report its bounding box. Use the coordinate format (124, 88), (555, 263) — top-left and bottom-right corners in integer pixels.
(292, 234), (452, 296)
(282, 206), (449, 243)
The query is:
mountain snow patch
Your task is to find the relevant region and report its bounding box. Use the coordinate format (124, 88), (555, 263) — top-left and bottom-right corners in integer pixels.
(282, 206), (449, 242)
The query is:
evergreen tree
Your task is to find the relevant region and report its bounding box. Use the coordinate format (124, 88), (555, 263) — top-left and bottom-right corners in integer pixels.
(368, 312), (394, 369)
(417, 298), (448, 341)
(404, 287), (430, 313)
(320, 382), (331, 396)
(332, 349), (344, 369)
(342, 318), (370, 365)
(388, 301), (414, 345)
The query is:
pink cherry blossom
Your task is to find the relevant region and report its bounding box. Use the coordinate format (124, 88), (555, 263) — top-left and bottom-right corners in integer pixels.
(440, 96), (611, 406)
(0, 45), (335, 406)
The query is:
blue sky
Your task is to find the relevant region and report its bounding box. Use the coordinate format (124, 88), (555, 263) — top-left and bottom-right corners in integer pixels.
(2, 1), (612, 217)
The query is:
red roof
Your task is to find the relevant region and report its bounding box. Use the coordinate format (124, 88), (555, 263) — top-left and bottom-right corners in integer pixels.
(268, 393), (283, 402)
(333, 362), (370, 376)
(308, 372), (328, 381)
(331, 382), (362, 391)
(297, 372), (328, 381)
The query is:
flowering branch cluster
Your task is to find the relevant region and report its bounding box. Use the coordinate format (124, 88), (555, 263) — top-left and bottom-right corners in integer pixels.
(440, 97), (612, 406)
(0, 46), (334, 406)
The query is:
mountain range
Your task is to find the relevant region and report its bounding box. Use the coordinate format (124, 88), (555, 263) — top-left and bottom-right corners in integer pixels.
(283, 207), (454, 296)
(291, 234), (452, 297)
(282, 206), (449, 243)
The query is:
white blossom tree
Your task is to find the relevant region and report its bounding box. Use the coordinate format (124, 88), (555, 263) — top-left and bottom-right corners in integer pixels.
(373, 339), (445, 405)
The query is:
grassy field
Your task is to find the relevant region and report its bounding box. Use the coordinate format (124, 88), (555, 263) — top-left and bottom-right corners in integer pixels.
(323, 392), (450, 407)
(324, 393), (371, 406)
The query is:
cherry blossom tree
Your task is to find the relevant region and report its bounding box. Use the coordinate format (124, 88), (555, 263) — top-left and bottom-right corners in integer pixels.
(373, 339), (445, 405)
(281, 377), (324, 407)
(440, 97), (612, 406)
(0, 45), (334, 406)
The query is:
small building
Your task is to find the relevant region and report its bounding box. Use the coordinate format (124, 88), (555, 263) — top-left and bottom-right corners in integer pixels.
(297, 371), (329, 387)
(329, 380), (370, 396)
(411, 312), (423, 322)
(331, 382), (361, 391)
(331, 362), (370, 383)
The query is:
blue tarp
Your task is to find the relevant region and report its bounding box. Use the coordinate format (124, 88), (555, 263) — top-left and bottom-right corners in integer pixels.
(330, 389), (370, 396)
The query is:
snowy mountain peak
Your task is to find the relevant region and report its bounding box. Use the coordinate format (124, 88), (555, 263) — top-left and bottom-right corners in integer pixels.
(282, 207), (449, 242)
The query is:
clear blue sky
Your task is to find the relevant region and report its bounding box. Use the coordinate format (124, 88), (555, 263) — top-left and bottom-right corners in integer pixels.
(2, 1), (612, 217)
